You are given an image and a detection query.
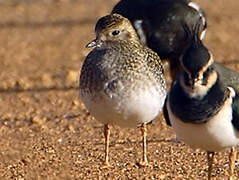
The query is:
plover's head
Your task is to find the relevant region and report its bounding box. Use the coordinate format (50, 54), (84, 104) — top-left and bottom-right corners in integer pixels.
(86, 14), (139, 48)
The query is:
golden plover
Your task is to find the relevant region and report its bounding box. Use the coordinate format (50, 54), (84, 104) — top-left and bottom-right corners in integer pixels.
(80, 14), (166, 167)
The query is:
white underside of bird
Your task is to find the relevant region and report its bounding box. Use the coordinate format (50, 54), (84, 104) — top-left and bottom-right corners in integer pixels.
(167, 87), (239, 152)
(81, 82), (165, 128)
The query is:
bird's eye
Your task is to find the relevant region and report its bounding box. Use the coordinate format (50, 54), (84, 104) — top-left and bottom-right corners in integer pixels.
(111, 30), (120, 36)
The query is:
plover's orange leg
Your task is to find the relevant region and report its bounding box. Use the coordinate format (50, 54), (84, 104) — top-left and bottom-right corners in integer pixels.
(103, 124), (110, 167)
(139, 123), (148, 167)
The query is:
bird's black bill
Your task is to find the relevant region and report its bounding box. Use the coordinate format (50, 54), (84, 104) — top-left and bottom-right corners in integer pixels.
(86, 39), (97, 48)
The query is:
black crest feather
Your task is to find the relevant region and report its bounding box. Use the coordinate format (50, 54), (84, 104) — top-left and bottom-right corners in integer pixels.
(181, 17), (210, 77)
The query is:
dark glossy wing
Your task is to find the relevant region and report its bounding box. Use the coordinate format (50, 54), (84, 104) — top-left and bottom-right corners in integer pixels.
(214, 62), (239, 93)
(214, 62), (239, 130)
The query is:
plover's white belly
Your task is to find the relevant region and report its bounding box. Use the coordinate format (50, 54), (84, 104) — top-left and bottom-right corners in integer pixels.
(81, 83), (166, 127)
(167, 96), (239, 152)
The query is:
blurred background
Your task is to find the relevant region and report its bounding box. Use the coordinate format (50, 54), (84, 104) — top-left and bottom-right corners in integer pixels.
(0, 0), (238, 179)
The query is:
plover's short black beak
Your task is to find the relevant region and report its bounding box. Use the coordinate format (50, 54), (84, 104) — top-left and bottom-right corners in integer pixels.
(86, 39), (97, 48)
(86, 39), (103, 48)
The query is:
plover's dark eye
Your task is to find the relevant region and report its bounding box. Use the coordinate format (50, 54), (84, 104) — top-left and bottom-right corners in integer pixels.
(111, 30), (120, 36)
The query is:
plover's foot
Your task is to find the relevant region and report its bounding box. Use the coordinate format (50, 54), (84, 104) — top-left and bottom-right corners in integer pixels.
(137, 160), (149, 167)
(101, 161), (113, 169)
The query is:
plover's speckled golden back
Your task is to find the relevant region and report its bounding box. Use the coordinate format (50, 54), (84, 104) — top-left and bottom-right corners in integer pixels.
(80, 14), (166, 167)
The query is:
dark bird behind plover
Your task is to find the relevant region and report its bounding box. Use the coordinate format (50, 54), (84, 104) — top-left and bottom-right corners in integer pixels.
(164, 23), (239, 180)
(80, 14), (167, 167)
(112, 0), (207, 80)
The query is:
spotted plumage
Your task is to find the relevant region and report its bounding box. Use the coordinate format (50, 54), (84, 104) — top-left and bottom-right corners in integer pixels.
(80, 14), (166, 167)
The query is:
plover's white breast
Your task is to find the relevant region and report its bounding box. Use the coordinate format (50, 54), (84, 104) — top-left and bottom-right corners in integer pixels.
(81, 79), (166, 128)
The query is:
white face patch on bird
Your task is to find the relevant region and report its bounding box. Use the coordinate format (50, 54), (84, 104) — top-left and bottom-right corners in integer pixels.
(180, 68), (218, 99)
(181, 53), (214, 88)
(86, 14), (139, 48)
(181, 60), (219, 99)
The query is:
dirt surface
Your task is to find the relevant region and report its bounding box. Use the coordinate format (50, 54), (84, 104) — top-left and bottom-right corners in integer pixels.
(0, 0), (239, 179)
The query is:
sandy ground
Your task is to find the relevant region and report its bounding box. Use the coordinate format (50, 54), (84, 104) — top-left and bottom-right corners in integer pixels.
(0, 0), (239, 179)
